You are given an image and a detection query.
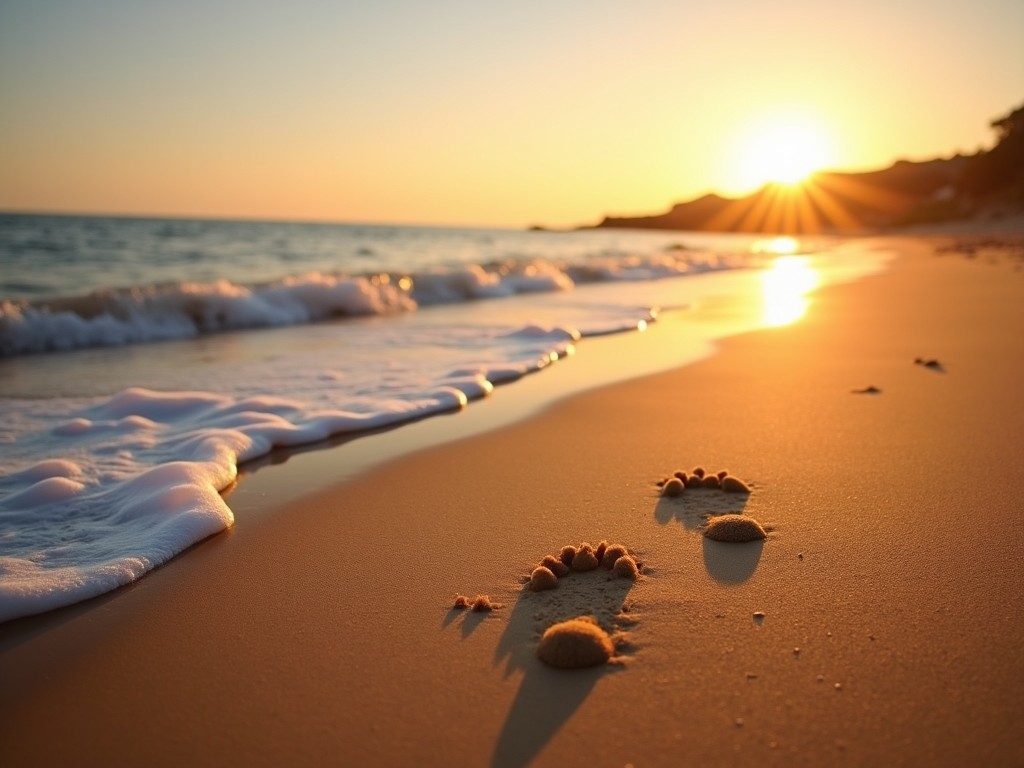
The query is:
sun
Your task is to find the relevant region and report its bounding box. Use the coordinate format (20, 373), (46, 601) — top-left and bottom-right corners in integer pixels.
(731, 112), (834, 190)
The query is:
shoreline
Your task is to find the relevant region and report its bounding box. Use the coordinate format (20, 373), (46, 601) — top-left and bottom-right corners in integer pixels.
(2, 235), (1024, 766)
(229, 236), (896, 512)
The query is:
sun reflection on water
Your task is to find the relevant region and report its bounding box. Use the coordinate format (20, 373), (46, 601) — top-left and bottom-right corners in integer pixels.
(761, 255), (818, 327)
(753, 236), (800, 255)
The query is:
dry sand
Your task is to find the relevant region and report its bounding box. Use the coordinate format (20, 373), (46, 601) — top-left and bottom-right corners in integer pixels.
(2, 236), (1024, 767)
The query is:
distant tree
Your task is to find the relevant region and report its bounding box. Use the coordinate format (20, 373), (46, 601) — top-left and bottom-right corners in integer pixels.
(959, 102), (1024, 201)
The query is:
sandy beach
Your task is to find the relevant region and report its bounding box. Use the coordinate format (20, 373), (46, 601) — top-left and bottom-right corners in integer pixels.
(2, 234), (1023, 767)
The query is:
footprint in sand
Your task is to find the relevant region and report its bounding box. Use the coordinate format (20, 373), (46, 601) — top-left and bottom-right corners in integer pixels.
(447, 540), (642, 669)
(654, 467), (756, 531)
(497, 541), (644, 671)
(485, 542), (644, 767)
(654, 465), (769, 584)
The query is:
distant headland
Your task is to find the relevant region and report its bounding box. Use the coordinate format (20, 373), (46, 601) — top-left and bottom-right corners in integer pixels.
(555, 101), (1023, 235)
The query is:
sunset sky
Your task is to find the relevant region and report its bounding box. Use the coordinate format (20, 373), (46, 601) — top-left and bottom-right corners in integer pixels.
(1, 1), (1021, 228)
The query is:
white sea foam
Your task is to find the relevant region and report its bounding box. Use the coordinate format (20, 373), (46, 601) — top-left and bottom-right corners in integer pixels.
(0, 250), (739, 357)
(0, 272), (416, 356)
(0, 319), (582, 621)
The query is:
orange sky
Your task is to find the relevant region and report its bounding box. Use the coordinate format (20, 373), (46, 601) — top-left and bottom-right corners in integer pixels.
(0, 1), (1021, 228)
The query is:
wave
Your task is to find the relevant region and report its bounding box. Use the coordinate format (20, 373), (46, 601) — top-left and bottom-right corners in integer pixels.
(0, 317), (580, 621)
(0, 252), (738, 356)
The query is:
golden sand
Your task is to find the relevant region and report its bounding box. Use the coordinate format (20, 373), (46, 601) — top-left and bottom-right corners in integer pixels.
(536, 617), (614, 669)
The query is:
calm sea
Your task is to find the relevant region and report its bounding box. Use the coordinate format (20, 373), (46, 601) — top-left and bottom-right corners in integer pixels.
(0, 213), (891, 621)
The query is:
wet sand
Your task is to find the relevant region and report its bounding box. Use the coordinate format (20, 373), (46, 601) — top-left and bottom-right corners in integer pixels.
(2, 236), (1023, 767)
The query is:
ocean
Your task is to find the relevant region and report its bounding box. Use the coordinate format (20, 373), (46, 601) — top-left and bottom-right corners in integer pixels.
(0, 213), (893, 621)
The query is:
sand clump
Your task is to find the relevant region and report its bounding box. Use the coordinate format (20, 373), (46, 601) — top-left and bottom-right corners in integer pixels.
(536, 617), (615, 669)
(852, 385), (882, 395)
(661, 477), (685, 497)
(539, 554), (570, 577)
(571, 544), (600, 572)
(611, 555), (640, 580)
(559, 545), (577, 567)
(524, 540), (641, 593)
(529, 566), (559, 591)
(704, 514), (767, 542)
(659, 466), (751, 495)
(720, 476), (750, 494)
(600, 544), (629, 568)
(452, 594), (500, 611)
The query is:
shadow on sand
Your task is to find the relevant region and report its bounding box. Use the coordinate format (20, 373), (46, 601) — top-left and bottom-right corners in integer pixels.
(654, 487), (763, 584)
(701, 537), (764, 585)
(489, 568), (636, 768)
(653, 486), (749, 532)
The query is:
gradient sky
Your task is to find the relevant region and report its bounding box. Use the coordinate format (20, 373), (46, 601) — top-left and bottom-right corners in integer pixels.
(1, 0), (1021, 228)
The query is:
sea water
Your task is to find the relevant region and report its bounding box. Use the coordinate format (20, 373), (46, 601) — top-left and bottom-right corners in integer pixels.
(0, 214), (892, 621)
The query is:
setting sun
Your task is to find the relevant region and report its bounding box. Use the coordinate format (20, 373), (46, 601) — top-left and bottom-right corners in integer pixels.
(732, 112), (836, 191)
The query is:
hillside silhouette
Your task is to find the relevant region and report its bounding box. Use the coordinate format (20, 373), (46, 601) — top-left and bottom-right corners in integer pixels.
(590, 101), (1024, 235)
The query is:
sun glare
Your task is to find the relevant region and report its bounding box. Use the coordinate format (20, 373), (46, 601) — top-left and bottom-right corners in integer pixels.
(762, 255), (819, 327)
(733, 113), (834, 191)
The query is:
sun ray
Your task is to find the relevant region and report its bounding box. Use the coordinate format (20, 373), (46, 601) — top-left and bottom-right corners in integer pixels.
(801, 177), (863, 231)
